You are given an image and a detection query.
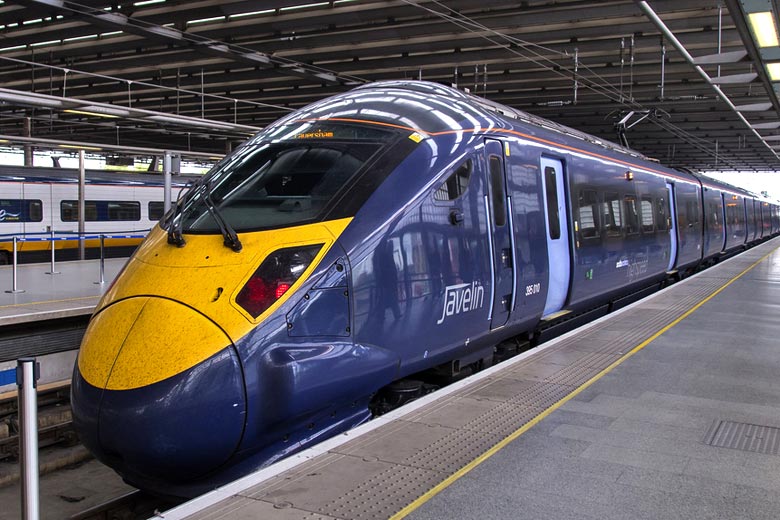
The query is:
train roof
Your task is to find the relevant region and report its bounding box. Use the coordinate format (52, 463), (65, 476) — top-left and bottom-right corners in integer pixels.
(281, 80), (652, 163)
(0, 165), (195, 187)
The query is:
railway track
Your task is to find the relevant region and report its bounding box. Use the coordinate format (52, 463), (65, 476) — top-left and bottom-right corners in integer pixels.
(0, 381), (78, 485)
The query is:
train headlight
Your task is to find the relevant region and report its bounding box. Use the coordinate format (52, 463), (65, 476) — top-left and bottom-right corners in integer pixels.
(236, 244), (323, 318)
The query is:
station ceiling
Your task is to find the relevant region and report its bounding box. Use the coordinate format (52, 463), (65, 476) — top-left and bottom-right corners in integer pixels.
(0, 0), (779, 174)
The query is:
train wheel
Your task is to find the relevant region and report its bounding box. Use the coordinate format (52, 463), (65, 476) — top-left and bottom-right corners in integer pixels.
(0, 251), (10, 265)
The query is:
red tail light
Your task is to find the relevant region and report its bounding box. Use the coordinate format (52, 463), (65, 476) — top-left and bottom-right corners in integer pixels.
(275, 283), (291, 299)
(236, 244), (323, 318)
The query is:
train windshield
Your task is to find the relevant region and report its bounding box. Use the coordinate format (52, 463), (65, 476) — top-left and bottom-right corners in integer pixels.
(171, 122), (399, 234)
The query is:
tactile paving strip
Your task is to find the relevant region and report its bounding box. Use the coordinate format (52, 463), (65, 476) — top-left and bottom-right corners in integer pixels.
(185, 239), (780, 520)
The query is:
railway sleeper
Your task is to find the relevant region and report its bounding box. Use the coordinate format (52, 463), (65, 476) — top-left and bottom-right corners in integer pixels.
(0, 406), (75, 461)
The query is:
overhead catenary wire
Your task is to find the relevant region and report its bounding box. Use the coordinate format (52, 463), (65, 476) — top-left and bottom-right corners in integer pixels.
(401, 0), (761, 169)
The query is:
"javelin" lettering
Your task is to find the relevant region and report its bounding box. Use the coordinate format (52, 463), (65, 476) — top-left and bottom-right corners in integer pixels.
(436, 281), (485, 325)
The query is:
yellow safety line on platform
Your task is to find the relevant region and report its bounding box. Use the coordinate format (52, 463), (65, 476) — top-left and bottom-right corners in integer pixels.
(391, 245), (779, 519)
(0, 295), (99, 310)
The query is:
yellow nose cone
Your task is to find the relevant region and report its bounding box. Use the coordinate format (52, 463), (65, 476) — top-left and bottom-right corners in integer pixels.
(78, 297), (233, 391)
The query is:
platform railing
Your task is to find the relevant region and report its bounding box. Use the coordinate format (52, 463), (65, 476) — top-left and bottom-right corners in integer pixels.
(0, 230), (150, 293)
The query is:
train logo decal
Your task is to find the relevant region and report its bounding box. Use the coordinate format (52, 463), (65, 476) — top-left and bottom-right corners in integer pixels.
(0, 209), (21, 222)
(437, 281), (485, 325)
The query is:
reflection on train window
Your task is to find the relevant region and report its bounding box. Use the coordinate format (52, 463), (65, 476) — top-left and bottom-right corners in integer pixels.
(725, 199), (739, 226)
(706, 201), (722, 229)
(602, 192), (622, 237)
(655, 197), (668, 231)
(490, 156), (506, 227)
(624, 196), (639, 235)
(685, 198), (700, 227)
(434, 159), (472, 201)
(577, 189), (599, 239)
(0, 199), (42, 223)
(149, 201), (165, 221)
(543, 166), (559, 239)
(401, 231), (431, 298)
(176, 125), (394, 233)
(640, 197), (654, 232)
(61, 200), (141, 222)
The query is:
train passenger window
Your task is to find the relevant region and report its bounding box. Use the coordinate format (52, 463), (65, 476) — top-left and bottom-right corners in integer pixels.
(149, 201), (165, 221)
(61, 200), (140, 221)
(602, 192), (622, 236)
(624, 196), (639, 235)
(640, 197), (654, 232)
(707, 201), (721, 228)
(108, 202), (141, 221)
(543, 166), (559, 239)
(434, 159), (472, 201)
(725, 201), (735, 226)
(577, 190), (599, 239)
(0, 199), (42, 223)
(655, 197), (668, 231)
(490, 156), (506, 227)
(685, 199), (700, 226)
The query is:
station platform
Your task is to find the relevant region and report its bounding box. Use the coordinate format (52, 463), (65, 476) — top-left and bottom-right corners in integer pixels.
(159, 236), (780, 520)
(0, 258), (125, 392)
(0, 257), (125, 325)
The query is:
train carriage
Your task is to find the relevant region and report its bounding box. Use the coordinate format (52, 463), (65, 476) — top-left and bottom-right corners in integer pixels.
(0, 167), (192, 263)
(70, 81), (780, 497)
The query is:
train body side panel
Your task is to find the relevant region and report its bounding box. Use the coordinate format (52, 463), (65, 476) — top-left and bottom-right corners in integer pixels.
(566, 155), (669, 309)
(504, 140), (548, 328)
(673, 181), (703, 270)
(746, 198), (757, 243)
(724, 194), (747, 251)
(348, 134), (493, 378)
(702, 187), (725, 258)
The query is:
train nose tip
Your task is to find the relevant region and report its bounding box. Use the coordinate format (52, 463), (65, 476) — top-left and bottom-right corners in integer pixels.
(72, 297), (246, 482)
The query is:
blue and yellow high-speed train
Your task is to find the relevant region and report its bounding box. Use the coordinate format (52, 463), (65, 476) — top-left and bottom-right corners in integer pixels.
(71, 81), (780, 497)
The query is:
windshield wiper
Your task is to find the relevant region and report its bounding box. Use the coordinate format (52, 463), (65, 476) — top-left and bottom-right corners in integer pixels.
(203, 179), (243, 253)
(167, 180), (201, 248)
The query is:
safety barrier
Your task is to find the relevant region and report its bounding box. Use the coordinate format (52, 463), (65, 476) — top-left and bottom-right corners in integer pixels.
(0, 230), (149, 293)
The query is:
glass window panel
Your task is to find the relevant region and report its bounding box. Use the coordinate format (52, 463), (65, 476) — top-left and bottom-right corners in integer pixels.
(544, 166), (560, 239)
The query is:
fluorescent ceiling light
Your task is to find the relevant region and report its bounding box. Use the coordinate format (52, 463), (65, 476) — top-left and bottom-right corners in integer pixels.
(749, 11), (779, 48)
(767, 61), (780, 80)
(64, 109), (119, 119)
(60, 144), (102, 151)
(147, 25), (181, 39)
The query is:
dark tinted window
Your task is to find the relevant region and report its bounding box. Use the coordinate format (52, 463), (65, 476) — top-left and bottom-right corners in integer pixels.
(655, 197), (668, 231)
(61, 200), (140, 222)
(602, 192), (622, 237)
(434, 159), (472, 201)
(624, 196), (639, 235)
(0, 199), (42, 223)
(544, 166), (560, 239)
(577, 189), (599, 239)
(149, 201), (165, 221)
(489, 156), (506, 227)
(640, 197), (654, 232)
(685, 198), (700, 227)
(176, 122), (397, 233)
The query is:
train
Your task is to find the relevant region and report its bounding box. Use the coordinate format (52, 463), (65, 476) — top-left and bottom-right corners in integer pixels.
(71, 81), (780, 498)
(0, 167), (192, 264)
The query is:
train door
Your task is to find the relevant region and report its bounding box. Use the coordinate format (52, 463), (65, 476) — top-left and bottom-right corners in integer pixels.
(483, 138), (515, 329)
(665, 182), (678, 272)
(540, 157), (570, 317)
(719, 192), (727, 251)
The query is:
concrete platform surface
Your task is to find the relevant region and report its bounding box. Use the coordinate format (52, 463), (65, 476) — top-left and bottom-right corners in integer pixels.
(160, 238), (780, 520)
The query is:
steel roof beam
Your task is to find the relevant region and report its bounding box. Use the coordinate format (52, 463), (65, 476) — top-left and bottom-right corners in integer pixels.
(638, 0), (780, 161)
